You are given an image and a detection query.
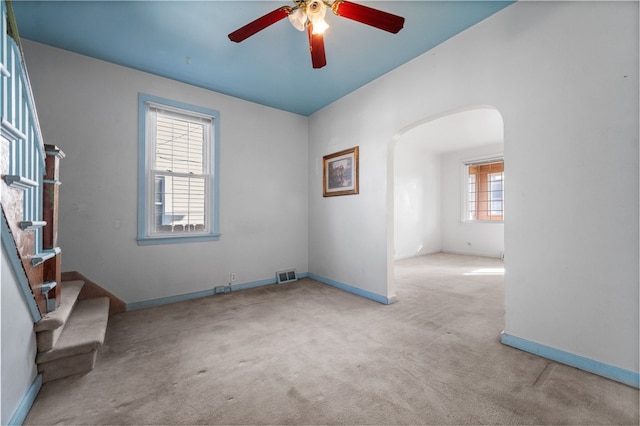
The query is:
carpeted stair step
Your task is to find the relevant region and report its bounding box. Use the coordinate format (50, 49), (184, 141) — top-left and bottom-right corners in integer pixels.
(34, 280), (84, 352)
(36, 296), (110, 383)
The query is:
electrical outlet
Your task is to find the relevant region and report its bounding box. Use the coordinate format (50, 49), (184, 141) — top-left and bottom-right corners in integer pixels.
(230, 272), (237, 282)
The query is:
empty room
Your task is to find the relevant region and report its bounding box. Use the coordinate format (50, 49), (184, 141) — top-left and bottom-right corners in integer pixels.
(1, 0), (638, 424)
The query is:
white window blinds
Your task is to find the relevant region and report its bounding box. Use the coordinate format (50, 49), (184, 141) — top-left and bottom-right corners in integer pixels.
(148, 105), (211, 234)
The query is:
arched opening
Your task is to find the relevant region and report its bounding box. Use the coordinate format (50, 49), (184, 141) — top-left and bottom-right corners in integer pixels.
(387, 106), (505, 300)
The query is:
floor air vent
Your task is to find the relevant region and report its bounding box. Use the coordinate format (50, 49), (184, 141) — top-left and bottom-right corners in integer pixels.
(276, 269), (297, 284)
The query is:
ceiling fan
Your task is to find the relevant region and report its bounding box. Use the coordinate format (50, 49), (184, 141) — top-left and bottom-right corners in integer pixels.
(228, 0), (405, 69)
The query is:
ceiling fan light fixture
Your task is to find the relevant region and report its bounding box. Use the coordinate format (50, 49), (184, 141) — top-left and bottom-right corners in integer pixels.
(307, 1), (327, 22)
(311, 19), (329, 35)
(307, 0), (329, 34)
(288, 7), (307, 31)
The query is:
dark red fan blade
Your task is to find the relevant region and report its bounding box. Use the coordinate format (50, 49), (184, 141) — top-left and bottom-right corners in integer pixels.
(228, 7), (291, 42)
(332, 1), (404, 34)
(307, 24), (327, 69)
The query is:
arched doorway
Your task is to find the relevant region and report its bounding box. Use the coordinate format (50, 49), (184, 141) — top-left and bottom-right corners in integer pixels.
(387, 106), (505, 298)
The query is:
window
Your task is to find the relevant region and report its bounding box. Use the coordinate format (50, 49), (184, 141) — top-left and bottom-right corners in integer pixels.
(465, 158), (504, 221)
(138, 94), (219, 245)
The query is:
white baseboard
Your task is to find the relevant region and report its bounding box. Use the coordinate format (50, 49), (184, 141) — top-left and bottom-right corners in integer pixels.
(441, 249), (503, 259)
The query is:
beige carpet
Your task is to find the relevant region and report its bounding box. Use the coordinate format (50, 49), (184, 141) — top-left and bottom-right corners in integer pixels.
(25, 253), (639, 425)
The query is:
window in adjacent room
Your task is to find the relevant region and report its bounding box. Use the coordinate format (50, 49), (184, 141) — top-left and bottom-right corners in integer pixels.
(138, 94), (219, 245)
(465, 158), (504, 221)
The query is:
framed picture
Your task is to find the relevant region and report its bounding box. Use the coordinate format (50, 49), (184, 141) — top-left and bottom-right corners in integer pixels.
(323, 146), (359, 197)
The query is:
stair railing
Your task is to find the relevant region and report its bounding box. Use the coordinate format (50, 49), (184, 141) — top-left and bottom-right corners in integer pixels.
(1, 0), (56, 318)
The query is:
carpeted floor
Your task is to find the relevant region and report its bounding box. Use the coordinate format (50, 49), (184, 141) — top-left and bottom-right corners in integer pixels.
(25, 253), (639, 425)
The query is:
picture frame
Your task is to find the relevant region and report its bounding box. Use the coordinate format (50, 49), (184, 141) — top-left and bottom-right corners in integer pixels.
(323, 146), (359, 197)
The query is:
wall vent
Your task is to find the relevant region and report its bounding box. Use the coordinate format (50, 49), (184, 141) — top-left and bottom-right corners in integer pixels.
(276, 269), (297, 284)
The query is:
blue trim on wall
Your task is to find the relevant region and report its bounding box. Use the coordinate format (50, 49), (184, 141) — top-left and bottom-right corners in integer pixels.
(136, 93), (220, 246)
(230, 277), (277, 292)
(501, 333), (639, 388)
(127, 287), (216, 311)
(127, 274), (310, 311)
(125, 272), (395, 311)
(136, 94), (147, 243)
(8, 374), (42, 426)
(1, 214), (41, 322)
(307, 273), (396, 305)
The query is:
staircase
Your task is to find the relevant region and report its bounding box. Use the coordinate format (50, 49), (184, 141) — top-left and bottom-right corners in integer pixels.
(34, 280), (110, 383)
(2, 0), (112, 385)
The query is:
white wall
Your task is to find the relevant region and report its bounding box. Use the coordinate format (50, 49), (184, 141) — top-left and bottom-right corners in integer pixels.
(394, 143), (441, 259)
(394, 107), (504, 260)
(309, 1), (638, 373)
(1, 250), (38, 425)
(21, 40), (309, 304)
(441, 143), (504, 258)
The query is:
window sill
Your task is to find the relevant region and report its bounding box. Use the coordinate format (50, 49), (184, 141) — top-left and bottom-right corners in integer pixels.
(137, 233), (221, 246)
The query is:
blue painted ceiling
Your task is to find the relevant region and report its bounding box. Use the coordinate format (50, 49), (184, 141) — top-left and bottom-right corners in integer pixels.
(12, 1), (513, 116)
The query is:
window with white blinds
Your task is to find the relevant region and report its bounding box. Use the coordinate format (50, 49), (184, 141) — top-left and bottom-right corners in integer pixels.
(465, 158), (504, 222)
(138, 94), (219, 244)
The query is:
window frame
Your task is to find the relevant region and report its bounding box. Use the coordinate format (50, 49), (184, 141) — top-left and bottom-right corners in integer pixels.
(487, 171), (503, 217)
(461, 155), (504, 223)
(137, 94), (220, 245)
